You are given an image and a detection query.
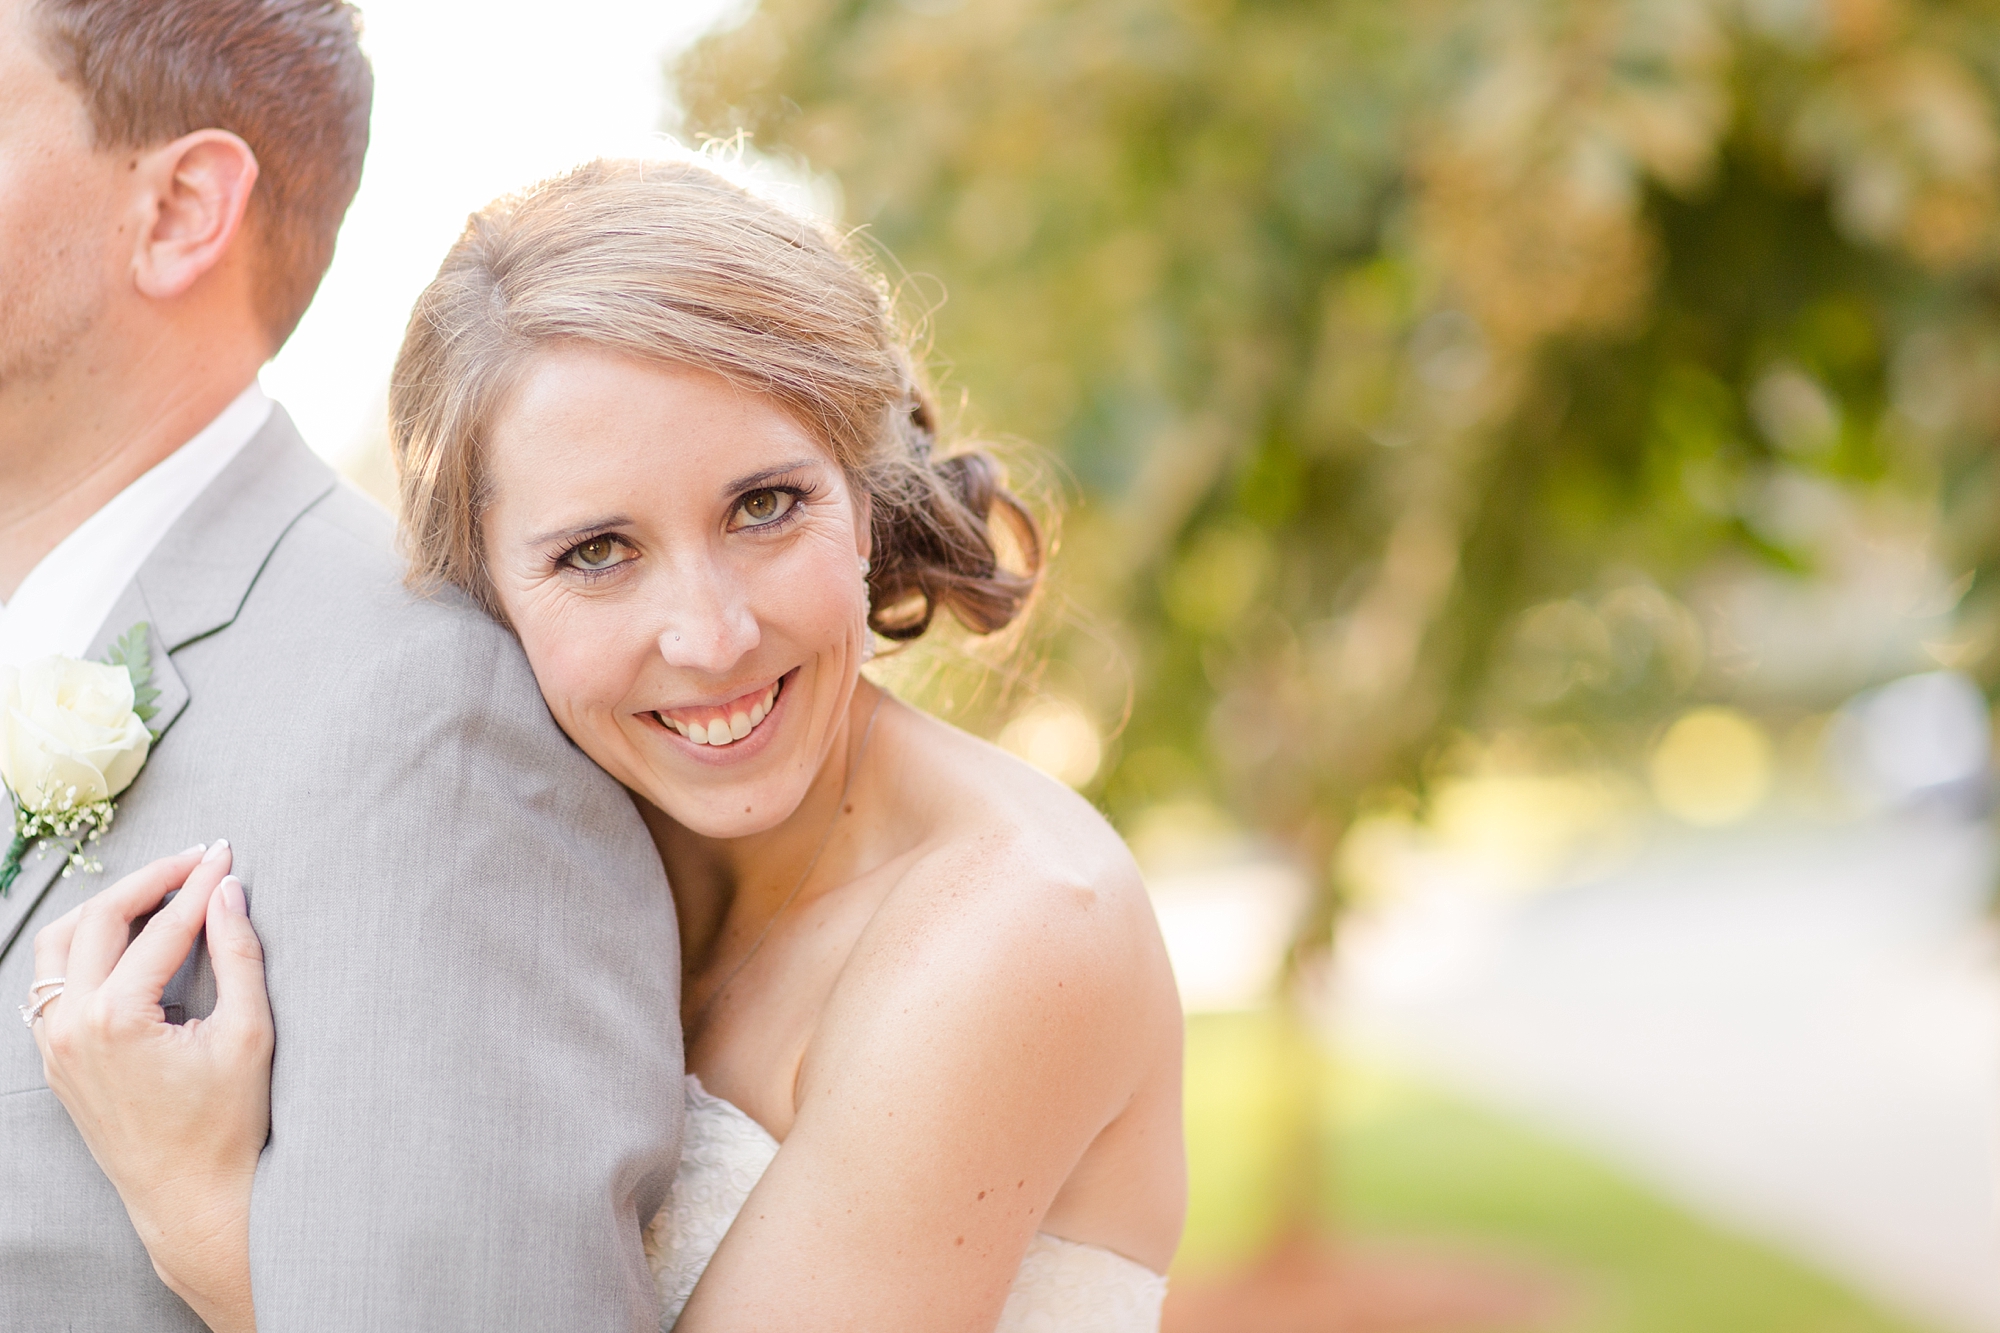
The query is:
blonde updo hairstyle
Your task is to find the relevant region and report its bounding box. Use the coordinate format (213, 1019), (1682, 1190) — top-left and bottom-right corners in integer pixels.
(389, 157), (1041, 642)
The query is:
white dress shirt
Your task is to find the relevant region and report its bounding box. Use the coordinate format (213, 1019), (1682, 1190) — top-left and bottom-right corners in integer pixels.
(0, 382), (274, 669)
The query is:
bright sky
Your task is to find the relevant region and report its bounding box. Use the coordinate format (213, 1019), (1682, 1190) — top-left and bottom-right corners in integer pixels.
(264, 0), (747, 467)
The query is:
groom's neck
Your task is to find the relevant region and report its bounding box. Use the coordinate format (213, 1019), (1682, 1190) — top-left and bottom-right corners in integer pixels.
(0, 318), (265, 601)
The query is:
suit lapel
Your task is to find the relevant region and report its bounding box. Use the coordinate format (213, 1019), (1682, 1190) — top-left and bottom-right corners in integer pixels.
(0, 409), (335, 960)
(0, 832), (68, 959)
(133, 406), (338, 656)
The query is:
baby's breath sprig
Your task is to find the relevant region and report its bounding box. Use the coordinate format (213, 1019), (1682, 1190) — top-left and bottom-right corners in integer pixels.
(0, 785), (118, 891)
(18, 786), (116, 877)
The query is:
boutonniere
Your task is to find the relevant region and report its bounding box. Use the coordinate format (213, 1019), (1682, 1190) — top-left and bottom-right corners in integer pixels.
(0, 624), (160, 895)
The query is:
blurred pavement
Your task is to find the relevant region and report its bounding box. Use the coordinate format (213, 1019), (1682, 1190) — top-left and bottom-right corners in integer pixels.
(1332, 816), (2000, 1333)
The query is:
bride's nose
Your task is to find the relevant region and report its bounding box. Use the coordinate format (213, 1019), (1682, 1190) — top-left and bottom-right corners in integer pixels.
(654, 575), (760, 672)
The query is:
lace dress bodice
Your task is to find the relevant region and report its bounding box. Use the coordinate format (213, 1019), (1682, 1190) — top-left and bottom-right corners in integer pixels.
(644, 1075), (1167, 1331)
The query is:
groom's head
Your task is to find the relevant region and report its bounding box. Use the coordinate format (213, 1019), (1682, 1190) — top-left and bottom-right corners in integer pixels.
(0, 0), (371, 385)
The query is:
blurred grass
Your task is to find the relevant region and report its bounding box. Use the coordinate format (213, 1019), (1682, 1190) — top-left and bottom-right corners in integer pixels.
(1181, 1010), (1940, 1333)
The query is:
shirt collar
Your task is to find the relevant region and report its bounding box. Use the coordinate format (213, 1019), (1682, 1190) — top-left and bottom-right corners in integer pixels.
(0, 382), (275, 668)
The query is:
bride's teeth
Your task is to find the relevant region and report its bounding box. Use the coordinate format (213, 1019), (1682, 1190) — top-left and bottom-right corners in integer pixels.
(667, 681), (786, 746)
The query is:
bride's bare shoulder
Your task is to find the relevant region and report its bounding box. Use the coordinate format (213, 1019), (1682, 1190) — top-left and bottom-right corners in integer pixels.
(771, 701), (1183, 1285)
(880, 697), (1148, 917)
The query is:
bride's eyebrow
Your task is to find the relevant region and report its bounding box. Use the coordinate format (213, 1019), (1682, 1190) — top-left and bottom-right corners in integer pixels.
(720, 459), (823, 495)
(526, 516), (632, 547)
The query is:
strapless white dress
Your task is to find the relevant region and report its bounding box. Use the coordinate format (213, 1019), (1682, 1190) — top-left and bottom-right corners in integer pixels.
(644, 1075), (1167, 1331)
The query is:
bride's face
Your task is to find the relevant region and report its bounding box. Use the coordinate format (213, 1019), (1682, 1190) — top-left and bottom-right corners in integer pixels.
(481, 346), (872, 840)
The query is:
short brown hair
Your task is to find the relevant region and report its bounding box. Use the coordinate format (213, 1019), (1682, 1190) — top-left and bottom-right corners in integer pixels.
(32, 0), (373, 348)
(392, 158), (1042, 642)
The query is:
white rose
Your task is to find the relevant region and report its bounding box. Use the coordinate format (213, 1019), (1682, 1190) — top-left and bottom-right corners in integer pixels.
(0, 656), (151, 810)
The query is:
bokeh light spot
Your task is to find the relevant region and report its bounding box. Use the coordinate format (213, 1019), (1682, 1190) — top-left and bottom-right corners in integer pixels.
(1648, 706), (1773, 825)
(998, 697), (1103, 789)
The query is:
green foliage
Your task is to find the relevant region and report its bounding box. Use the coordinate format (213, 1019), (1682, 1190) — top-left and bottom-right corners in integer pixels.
(103, 621), (160, 735)
(0, 825), (23, 897)
(677, 0), (2000, 897)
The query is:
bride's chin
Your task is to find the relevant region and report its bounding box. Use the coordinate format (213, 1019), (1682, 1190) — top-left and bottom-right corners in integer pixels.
(662, 791), (796, 841)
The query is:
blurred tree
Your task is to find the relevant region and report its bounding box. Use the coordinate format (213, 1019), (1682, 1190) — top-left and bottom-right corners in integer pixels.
(675, 0), (2000, 923)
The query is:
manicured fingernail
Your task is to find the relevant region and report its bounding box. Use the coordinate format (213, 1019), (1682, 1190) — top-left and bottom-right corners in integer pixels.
(201, 839), (230, 864)
(220, 876), (246, 916)
(182, 844), (207, 856)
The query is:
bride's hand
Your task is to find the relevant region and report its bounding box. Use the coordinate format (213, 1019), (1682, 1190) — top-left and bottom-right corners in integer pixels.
(30, 842), (272, 1333)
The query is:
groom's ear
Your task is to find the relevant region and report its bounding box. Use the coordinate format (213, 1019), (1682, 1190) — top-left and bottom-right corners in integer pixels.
(129, 129), (260, 307)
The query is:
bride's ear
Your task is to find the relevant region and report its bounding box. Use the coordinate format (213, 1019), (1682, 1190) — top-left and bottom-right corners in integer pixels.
(130, 129), (260, 304)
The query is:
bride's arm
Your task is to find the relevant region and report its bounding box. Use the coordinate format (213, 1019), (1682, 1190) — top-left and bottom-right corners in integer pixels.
(31, 845), (271, 1333)
(675, 852), (1177, 1332)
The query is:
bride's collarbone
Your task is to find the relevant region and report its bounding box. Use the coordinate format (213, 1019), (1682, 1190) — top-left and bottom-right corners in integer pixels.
(680, 838), (1035, 1140)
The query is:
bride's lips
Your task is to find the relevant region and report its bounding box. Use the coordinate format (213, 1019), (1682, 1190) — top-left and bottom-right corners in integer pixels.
(642, 671), (793, 761)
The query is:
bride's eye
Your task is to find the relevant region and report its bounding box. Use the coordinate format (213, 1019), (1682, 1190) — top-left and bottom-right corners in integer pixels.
(562, 535), (633, 573)
(733, 488), (797, 529)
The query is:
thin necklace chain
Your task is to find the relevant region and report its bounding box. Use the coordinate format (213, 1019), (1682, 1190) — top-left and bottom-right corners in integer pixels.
(687, 690), (885, 1041)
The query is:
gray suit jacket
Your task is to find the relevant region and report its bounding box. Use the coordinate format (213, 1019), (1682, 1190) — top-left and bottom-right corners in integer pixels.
(0, 412), (684, 1330)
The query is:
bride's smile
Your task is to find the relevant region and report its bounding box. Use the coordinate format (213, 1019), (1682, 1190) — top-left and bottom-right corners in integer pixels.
(647, 673), (784, 748)
(483, 347), (874, 842)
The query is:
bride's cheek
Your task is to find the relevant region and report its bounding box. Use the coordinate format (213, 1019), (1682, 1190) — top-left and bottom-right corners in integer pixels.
(516, 633), (608, 744)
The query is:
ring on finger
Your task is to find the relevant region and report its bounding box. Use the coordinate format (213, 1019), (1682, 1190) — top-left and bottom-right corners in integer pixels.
(19, 983), (64, 1028)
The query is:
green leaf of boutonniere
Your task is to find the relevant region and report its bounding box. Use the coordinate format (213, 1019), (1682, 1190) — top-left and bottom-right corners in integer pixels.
(104, 621), (161, 739)
(0, 822), (25, 896)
